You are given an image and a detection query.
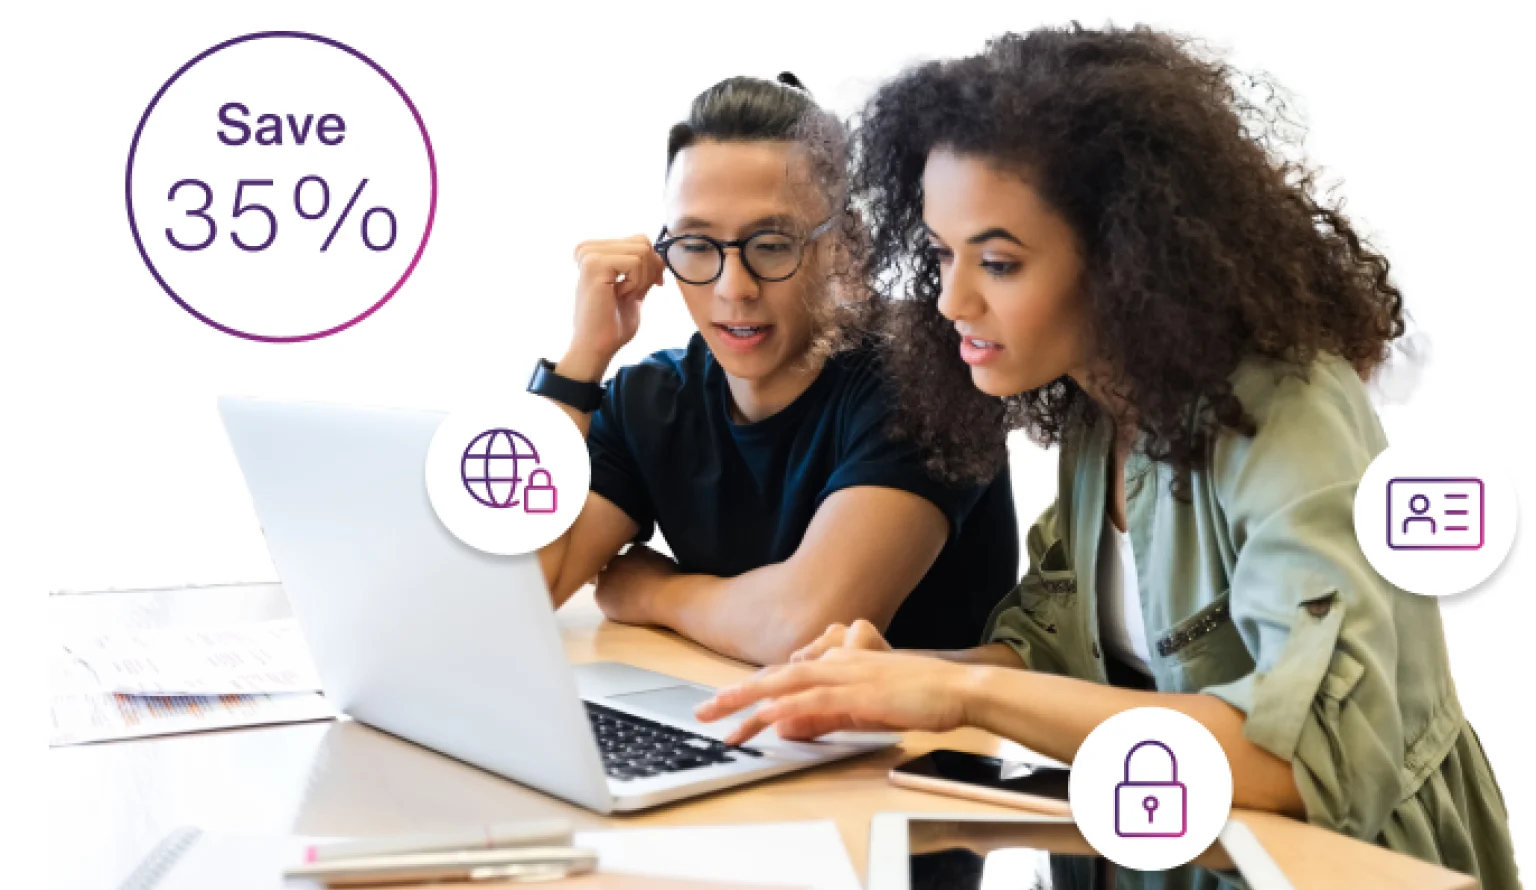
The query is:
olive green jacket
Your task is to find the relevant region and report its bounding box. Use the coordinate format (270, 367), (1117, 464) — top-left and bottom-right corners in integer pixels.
(984, 355), (1519, 889)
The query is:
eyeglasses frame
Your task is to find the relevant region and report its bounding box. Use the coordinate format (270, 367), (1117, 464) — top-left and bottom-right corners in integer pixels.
(652, 216), (837, 285)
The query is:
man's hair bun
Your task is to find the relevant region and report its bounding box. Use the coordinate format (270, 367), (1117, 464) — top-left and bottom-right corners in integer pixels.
(777, 71), (809, 93)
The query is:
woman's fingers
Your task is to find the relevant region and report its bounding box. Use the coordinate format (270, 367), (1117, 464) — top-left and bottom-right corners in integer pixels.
(698, 658), (863, 719)
(693, 669), (788, 722)
(721, 708), (778, 746)
(789, 623), (846, 663)
(772, 713), (854, 741)
(788, 620), (891, 665)
(846, 619), (892, 652)
(722, 685), (878, 746)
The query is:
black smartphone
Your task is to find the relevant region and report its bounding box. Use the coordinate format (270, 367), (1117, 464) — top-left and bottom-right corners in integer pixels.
(890, 749), (1072, 813)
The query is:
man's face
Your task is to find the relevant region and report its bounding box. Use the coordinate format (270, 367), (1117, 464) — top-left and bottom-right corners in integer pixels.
(663, 140), (829, 382)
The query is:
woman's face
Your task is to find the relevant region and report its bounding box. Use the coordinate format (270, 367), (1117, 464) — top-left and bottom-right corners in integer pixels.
(921, 148), (1092, 398)
(664, 140), (829, 382)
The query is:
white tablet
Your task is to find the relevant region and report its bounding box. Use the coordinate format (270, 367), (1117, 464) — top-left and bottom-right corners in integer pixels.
(868, 813), (1294, 890)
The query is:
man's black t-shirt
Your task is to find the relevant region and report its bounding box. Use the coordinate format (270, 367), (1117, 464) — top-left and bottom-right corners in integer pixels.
(587, 334), (1020, 651)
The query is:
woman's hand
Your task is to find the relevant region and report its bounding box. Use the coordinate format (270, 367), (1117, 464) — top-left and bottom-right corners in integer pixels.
(789, 619), (893, 662)
(563, 234), (667, 379)
(694, 649), (982, 745)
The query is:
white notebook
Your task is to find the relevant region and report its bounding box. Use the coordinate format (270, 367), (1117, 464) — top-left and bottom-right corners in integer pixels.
(115, 829), (310, 890)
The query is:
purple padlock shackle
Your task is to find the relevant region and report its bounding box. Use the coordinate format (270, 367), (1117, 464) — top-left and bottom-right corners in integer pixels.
(1123, 740), (1178, 781)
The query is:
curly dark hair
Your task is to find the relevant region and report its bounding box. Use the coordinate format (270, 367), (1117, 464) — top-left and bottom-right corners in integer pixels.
(848, 24), (1406, 490)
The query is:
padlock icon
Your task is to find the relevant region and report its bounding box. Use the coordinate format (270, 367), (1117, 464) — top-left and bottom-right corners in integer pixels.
(1114, 740), (1187, 838)
(523, 468), (558, 514)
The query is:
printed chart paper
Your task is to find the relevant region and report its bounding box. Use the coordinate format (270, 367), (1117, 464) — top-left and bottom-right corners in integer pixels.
(60, 618), (322, 695)
(49, 689), (336, 747)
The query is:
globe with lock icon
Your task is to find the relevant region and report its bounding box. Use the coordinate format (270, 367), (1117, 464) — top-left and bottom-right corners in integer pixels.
(424, 395), (591, 556)
(459, 428), (561, 513)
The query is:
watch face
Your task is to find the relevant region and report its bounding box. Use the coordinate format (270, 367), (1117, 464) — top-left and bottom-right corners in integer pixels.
(529, 359), (557, 387)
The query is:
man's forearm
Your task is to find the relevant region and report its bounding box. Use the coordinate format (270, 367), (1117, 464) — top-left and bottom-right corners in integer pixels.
(645, 567), (830, 665)
(612, 488), (945, 665)
(536, 348), (609, 599)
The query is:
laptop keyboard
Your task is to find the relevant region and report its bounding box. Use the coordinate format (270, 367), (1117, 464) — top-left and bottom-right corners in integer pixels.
(584, 701), (761, 782)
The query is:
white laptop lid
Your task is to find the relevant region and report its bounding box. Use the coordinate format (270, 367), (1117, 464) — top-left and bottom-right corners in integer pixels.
(218, 396), (611, 812)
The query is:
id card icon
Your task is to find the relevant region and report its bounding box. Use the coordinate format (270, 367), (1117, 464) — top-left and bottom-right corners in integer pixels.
(1356, 447), (1514, 596)
(1387, 478), (1484, 550)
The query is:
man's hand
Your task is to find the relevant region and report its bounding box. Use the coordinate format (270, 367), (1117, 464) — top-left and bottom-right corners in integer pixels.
(593, 544), (679, 625)
(564, 234), (667, 381)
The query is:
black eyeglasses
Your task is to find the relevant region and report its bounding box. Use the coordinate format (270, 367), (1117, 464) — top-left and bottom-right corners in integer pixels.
(653, 217), (835, 285)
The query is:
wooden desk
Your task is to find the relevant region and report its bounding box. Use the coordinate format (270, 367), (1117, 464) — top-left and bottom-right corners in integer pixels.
(48, 584), (1018, 890)
(49, 584), (1475, 890)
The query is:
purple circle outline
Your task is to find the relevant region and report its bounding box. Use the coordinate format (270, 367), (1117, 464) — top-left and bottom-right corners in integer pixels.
(125, 31), (438, 343)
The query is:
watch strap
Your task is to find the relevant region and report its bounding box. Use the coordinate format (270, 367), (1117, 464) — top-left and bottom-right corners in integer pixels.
(527, 359), (604, 413)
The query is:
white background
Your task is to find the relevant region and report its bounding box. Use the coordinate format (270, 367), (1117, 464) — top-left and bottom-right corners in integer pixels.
(5, 0), (1532, 874)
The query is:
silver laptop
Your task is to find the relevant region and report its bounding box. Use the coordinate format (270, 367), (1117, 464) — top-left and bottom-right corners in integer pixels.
(218, 396), (894, 813)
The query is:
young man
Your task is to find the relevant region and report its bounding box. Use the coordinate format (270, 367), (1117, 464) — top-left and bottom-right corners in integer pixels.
(531, 74), (1017, 665)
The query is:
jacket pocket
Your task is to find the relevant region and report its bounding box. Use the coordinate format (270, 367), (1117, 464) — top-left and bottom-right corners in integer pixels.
(984, 541), (1080, 674)
(1155, 590), (1255, 693)
(1017, 538), (1077, 620)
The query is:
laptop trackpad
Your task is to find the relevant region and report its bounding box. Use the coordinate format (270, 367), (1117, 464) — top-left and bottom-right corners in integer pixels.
(607, 685), (718, 727)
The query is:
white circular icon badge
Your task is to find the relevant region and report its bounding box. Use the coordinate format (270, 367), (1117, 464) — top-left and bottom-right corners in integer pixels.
(424, 393), (590, 555)
(1068, 707), (1233, 872)
(1353, 444), (1517, 596)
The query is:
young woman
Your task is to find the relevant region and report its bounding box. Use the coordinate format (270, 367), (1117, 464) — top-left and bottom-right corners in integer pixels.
(696, 28), (1518, 886)
(533, 74), (1019, 666)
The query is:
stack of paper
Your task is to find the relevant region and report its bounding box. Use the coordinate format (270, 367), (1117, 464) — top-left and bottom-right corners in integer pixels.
(50, 619), (335, 746)
(118, 821), (857, 890)
(575, 821), (860, 890)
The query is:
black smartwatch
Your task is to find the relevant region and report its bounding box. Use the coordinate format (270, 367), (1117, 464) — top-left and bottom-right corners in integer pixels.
(527, 358), (604, 413)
